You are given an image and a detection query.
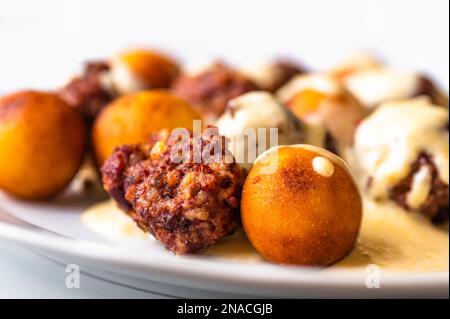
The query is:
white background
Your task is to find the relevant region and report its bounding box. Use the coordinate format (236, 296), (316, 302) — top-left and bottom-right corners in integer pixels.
(0, 0), (448, 92)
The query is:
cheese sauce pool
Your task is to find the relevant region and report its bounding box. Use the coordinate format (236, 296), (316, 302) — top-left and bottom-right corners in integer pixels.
(82, 198), (448, 272)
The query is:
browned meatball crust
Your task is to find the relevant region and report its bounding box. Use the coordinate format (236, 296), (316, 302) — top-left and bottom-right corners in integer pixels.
(102, 128), (245, 254)
(171, 62), (259, 120)
(389, 153), (449, 223)
(58, 61), (114, 125)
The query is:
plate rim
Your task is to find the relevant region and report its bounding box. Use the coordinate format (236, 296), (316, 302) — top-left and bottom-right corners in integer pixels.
(0, 220), (448, 290)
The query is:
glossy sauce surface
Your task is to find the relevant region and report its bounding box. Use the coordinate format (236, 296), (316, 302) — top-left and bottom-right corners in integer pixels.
(82, 198), (448, 271)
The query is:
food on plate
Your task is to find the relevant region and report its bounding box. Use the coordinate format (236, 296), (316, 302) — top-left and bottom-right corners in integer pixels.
(241, 145), (362, 266)
(216, 91), (306, 171)
(171, 62), (259, 123)
(109, 48), (180, 95)
(1, 45), (448, 273)
(92, 90), (200, 166)
(277, 73), (367, 154)
(58, 61), (115, 125)
(240, 59), (305, 92)
(343, 68), (448, 109)
(0, 91), (86, 199)
(82, 194), (449, 271)
(101, 128), (245, 254)
(347, 98), (449, 222)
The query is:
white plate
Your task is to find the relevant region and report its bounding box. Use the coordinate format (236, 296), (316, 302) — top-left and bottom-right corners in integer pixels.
(0, 190), (448, 298)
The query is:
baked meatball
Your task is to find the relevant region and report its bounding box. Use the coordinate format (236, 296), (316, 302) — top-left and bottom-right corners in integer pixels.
(92, 90), (201, 166)
(347, 98), (449, 222)
(102, 128), (245, 254)
(0, 91), (86, 199)
(58, 61), (114, 126)
(242, 145), (362, 266)
(171, 62), (259, 123)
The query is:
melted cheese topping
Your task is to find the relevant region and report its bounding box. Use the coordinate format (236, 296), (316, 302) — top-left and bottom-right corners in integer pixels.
(82, 198), (449, 272)
(254, 144), (352, 176)
(82, 200), (149, 240)
(334, 199), (449, 272)
(344, 68), (421, 108)
(407, 166), (432, 209)
(312, 156), (335, 177)
(215, 91), (305, 170)
(348, 98), (449, 205)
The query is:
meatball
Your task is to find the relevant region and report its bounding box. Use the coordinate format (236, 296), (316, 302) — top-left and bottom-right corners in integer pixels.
(102, 128), (245, 254)
(58, 61), (114, 125)
(171, 62), (259, 122)
(0, 91), (86, 199)
(241, 145), (362, 266)
(92, 90), (201, 166)
(348, 98), (449, 223)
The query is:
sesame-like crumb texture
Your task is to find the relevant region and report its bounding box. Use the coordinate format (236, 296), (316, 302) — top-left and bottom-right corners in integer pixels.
(102, 128), (245, 254)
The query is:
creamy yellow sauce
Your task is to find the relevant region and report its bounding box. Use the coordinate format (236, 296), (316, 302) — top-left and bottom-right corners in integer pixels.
(335, 199), (448, 272)
(82, 199), (448, 272)
(82, 200), (149, 240)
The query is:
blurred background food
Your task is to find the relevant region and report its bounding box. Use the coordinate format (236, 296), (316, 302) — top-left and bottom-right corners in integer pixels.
(240, 59), (306, 93)
(171, 62), (260, 123)
(277, 73), (368, 153)
(109, 48), (179, 95)
(57, 48), (180, 128)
